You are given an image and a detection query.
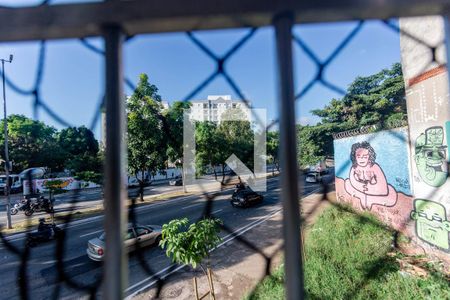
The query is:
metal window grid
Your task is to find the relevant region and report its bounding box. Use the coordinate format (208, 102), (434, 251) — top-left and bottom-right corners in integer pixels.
(0, 0), (448, 299)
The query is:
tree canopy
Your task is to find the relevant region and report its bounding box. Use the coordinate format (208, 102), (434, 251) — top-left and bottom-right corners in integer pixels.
(58, 126), (101, 173)
(311, 63), (405, 127)
(0, 115), (101, 174)
(0, 115), (64, 172)
(297, 63), (406, 167)
(164, 101), (192, 168)
(194, 107), (255, 183)
(127, 73), (167, 199)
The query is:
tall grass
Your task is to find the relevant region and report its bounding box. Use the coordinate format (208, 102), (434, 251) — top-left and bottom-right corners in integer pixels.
(246, 205), (450, 300)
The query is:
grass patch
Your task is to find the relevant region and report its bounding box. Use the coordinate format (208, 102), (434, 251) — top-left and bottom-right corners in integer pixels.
(247, 205), (450, 300)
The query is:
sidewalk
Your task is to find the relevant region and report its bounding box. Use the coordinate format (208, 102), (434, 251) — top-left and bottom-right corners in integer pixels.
(132, 185), (335, 299)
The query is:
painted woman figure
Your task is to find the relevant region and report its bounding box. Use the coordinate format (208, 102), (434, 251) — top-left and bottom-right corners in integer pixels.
(344, 141), (397, 210)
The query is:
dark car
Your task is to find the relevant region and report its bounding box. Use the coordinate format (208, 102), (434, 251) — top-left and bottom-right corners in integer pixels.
(231, 186), (263, 208)
(169, 176), (182, 186)
(305, 172), (322, 183)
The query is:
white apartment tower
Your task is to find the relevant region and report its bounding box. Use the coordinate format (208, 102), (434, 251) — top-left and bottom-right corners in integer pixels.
(189, 95), (251, 122)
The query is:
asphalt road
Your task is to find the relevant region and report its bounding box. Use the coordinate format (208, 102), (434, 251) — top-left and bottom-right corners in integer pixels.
(0, 181), (184, 225)
(0, 175), (331, 299)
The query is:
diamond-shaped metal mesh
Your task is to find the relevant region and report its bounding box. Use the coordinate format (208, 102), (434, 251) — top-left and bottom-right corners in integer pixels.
(0, 1), (446, 299)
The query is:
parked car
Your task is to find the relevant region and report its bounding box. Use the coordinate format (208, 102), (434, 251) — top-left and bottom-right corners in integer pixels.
(87, 224), (162, 261)
(305, 172), (322, 183)
(169, 176), (182, 186)
(0, 174), (22, 194)
(231, 185), (264, 208)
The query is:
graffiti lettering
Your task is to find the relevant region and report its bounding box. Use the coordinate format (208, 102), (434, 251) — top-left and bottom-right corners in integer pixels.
(414, 126), (448, 187)
(411, 81), (445, 124)
(411, 199), (450, 251)
(395, 177), (410, 190)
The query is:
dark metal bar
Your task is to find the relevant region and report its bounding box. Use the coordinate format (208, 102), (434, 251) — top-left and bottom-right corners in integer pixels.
(0, 0), (448, 42)
(273, 11), (304, 300)
(103, 24), (127, 300)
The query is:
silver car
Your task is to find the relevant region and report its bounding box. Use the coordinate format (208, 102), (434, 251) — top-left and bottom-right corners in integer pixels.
(86, 224), (162, 261)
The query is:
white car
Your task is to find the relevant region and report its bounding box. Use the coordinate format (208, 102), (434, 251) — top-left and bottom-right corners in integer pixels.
(86, 224), (162, 261)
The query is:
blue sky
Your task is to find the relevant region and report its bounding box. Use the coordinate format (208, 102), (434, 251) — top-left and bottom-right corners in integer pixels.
(0, 1), (401, 139)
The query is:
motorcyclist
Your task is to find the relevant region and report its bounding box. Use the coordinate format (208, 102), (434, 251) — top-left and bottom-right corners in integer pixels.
(22, 196), (31, 207)
(41, 196), (51, 208)
(37, 218), (54, 239)
(38, 218), (47, 231)
(235, 177), (246, 191)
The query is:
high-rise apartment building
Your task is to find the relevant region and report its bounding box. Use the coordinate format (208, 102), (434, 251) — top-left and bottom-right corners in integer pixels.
(188, 95), (251, 122)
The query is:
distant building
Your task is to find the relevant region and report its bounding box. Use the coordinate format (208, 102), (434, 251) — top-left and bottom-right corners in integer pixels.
(161, 101), (170, 110)
(188, 95), (251, 123)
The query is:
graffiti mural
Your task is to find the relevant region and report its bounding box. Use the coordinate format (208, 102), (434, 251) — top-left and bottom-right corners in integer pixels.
(23, 177), (100, 194)
(334, 127), (414, 232)
(399, 17), (450, 262)
(344, 141), (398, 211)
(414, 126), (448, 187)
(411, 199), (450, 251)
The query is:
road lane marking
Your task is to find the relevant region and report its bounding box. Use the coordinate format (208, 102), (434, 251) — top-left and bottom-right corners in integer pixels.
(125, 186), (323, 298)
(2, 177), (284, 243)
(125, 211), (277, 292)
(4, 193), (202, 241)
(211, 209), (223, 214)
(181, 203), (203, 210)
(125, 207), (282, 298)
(79, 229), (104, 238)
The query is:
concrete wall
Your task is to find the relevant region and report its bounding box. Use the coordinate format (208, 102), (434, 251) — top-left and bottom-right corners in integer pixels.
(334, 16), (450, 264)
(334, 127), (414, 233)
(399, 16), (450, 262)
(334, 17), (450, 264)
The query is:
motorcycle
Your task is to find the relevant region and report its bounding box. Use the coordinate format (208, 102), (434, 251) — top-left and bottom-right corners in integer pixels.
(26, 222), (62, 247)
(10, 198), (29, 215)
(23, 196), (54, 216)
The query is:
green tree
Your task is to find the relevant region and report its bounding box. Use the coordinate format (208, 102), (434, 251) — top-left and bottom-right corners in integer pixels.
(296, 124), (339, 168)
(160, 217), (222, 299)
(297, 63), (406, 167)
(75, 171), (103, 187)
(43, 179), (66, 203)
(311, 62), (405, 127)
(267, 131), (280, 174)
(164, 101), (192, 189)
(57, 126), (101, 173)
(216, 108), (254, 183)
(0, 114), (65, 172)
(127, 73), (167, 201)
(57, 126), (99, 157)
(195, 121), (220, 179)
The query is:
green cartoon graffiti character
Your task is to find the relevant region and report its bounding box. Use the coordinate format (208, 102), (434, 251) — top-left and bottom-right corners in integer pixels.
(411, 199), (450, 251)
(414, 126), (448, 187)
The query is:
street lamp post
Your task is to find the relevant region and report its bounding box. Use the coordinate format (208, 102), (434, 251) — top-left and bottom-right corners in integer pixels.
(1, 54), (13, 229)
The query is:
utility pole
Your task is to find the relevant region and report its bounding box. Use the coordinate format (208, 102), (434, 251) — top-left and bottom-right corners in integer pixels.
(2, 54), (13, 229)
